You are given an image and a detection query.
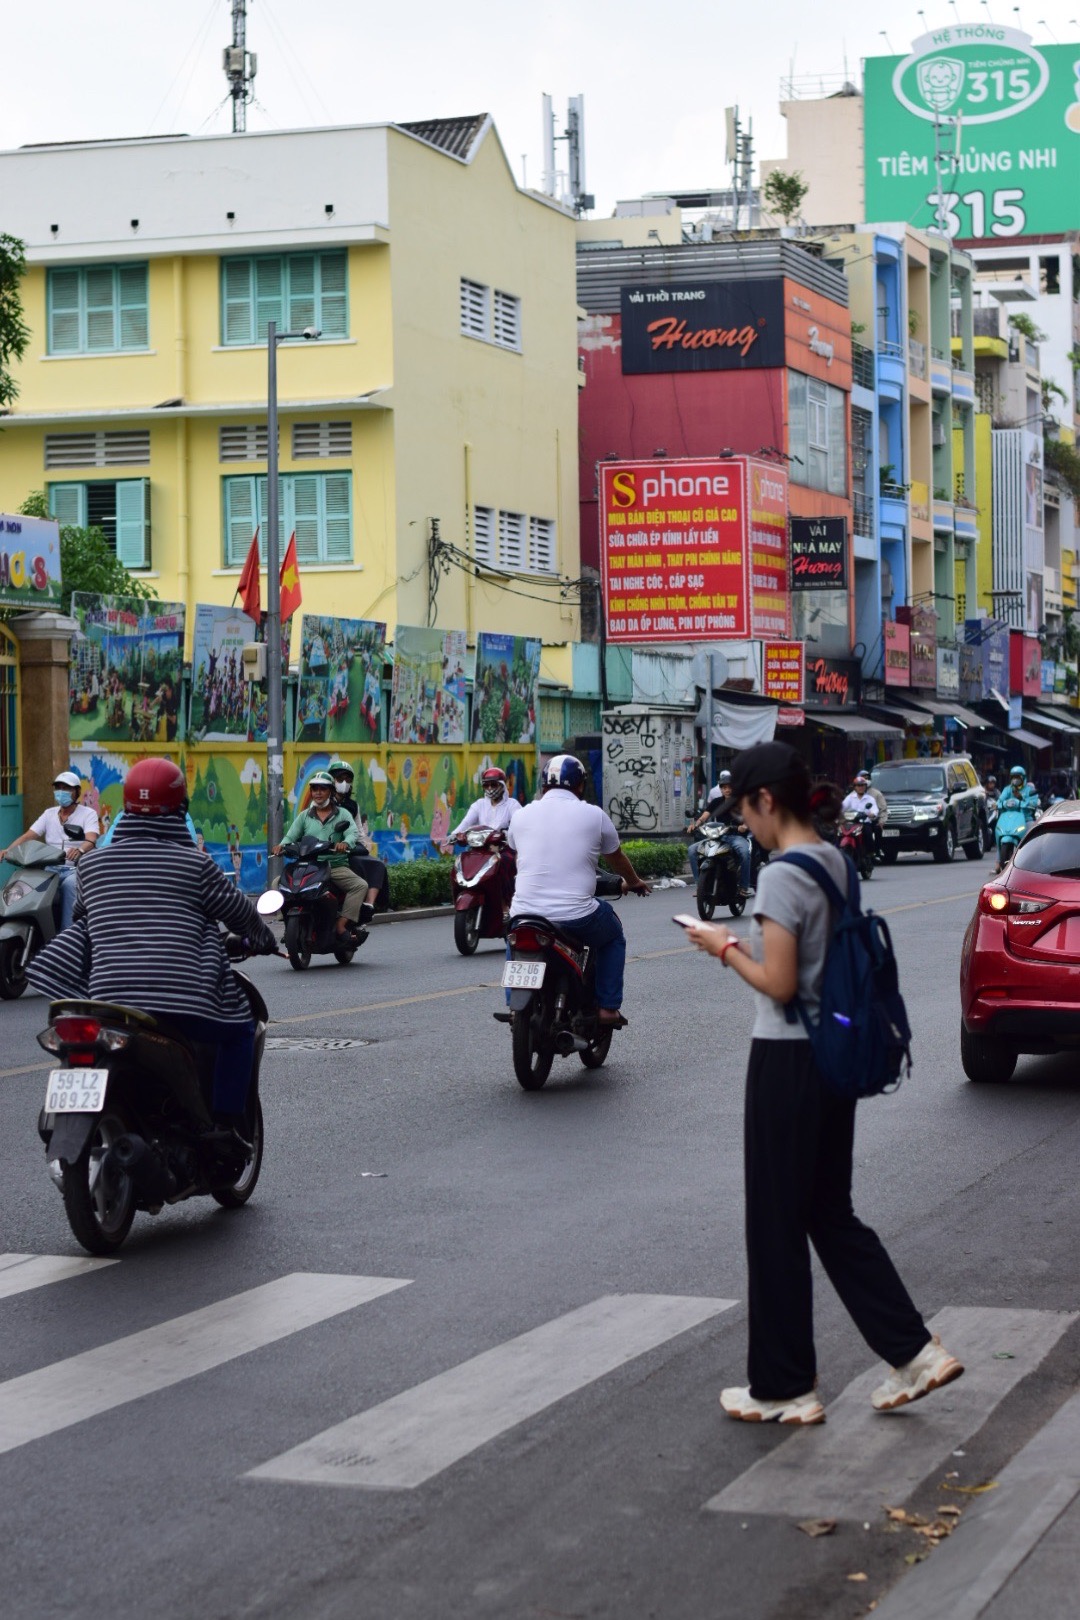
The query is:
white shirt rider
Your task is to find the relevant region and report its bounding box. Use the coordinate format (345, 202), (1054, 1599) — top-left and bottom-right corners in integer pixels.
(508, 789), (621, 922)
(450, 789), (521, 839)
(841, 788), (879, 819)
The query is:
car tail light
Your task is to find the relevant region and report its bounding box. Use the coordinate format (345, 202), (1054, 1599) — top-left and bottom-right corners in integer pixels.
(508, 925), (552, 952)
(979, 886), (1051, 917)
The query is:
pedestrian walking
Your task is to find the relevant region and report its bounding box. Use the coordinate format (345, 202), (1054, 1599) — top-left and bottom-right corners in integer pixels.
(684, 741), (963, 1425)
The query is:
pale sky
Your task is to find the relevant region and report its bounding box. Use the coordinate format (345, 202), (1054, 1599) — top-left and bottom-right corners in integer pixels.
(4, 1), (1079, 213)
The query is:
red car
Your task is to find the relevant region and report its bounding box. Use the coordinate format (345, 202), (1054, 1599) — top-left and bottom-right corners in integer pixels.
(960, 800), (1080, 1083)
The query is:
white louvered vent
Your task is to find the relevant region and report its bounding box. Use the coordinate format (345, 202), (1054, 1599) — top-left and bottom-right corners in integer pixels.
(498, 510), (525, 571)
(529, 517), (556, 574)
(493, 290), (521, 351)
(460, 277), (489, 339)
(44, 430), (150, 469)
(219, 424), (269, 462)
(292, 420), (352, 459)
(472, 505), (495, 566)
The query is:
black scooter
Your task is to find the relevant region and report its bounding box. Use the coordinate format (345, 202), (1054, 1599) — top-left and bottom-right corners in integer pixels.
(694, 820), (756, 920)
(36, 936), (275, 1255)
(269, 834), (367, 970)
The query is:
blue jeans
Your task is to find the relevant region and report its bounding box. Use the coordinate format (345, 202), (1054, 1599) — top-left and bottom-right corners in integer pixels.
(690, 835), (751, 890)
(177, 1016), (257, 1115)
(53, 862), (78, 931)
(505, 899), (628, 1011)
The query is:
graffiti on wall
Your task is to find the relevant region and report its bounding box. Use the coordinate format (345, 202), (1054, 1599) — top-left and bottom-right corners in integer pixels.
(603, 713), (661, 833)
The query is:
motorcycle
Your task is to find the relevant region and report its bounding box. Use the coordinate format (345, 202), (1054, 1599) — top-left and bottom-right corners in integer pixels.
(0, 839), (66, 1000)
(36, 934), (275, 1255)
(694, 821), (753, 920)
(451, 827), (513, 955)
(269, 835), (367, 970)
(995, 796), (1040, 869)
(495, 873), (627, 1090)
(839, 811), (876, 881)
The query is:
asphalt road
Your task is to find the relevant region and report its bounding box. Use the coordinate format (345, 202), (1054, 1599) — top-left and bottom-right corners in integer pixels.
(2, 850), (1080, 1620)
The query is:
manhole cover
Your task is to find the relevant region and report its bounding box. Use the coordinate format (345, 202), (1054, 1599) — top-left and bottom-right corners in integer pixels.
(264, 1037), (372, 1050)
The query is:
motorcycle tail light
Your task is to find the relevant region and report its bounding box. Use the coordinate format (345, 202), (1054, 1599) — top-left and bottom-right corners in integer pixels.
(552, 938), (587, 975)
(508, 925), (551, 952)
(52, 1016), (102, 1045)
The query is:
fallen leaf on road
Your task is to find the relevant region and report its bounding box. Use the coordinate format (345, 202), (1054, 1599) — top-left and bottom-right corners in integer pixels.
(846, 1572), (869, 1582)
(884, 1508), (928, 1526)
(941, 1480), (999, 1495)
(904, 1552), (928, 1566)
(797, 1519), (837, 1538)
(993, 1351), (1015, 1360)
(939, 1505), (962, 1518)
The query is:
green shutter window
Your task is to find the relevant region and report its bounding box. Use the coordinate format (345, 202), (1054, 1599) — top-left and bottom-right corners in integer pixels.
(46, 264), (148, 355)
(222, 258), (253, 345)
(224, 476), (258, 566)
(48, 482), (87, 528)
(85, 266), (118, 351)
(288, 255), (317, 333)
(292, 474), (320, 564)
(118, 265), (149, 350)
(254, 257), (284, 342)
(48, 270), (82, 354)
(224, 471), (352, 565)
(323, 472), (353, 562)
(317, 252), (348, 337)
(115, 479), (150, 568)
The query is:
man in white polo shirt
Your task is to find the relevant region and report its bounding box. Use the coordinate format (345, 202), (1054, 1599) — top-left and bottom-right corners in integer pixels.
(0, 769), (100, 930)
(507, 754), (650, 1024)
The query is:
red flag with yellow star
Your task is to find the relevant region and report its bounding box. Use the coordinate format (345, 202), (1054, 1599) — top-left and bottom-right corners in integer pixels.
(236, 529), (262, 621)
(279, 532), (302, 621)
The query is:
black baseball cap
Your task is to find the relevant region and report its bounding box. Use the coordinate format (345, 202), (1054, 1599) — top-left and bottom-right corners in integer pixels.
(726, 741), (806, 805)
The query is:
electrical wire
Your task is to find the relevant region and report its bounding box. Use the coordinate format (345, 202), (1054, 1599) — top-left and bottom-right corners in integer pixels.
(147, 0), (220, 135)
(260, 0), (336, 126)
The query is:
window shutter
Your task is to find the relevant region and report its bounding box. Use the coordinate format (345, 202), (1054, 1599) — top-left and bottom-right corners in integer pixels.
(222, 258), (253, 345)
(219, 424), (269, 462)
(224, 476), (258, 565)
(460, 278), (488, 339)
(529, 517), (556, 573)
(472, 506), (494, 565)
(318, 251), (348, 337)
(498, 510), (525, 570)
(827, 387), (847, 497)
(48, 269), (82, 354)
(292, 420), (352, 458)
(48, 482), (87, 528)
(287, 255), (317, 333)
(323, 473), (353, 563)
(117, 264), (148, 349)
(292, 474), (321, 564)
(84, 266), (117, 351)
(45, 430), (150, 468)
(254, 257), (284, 342)
(115, 478), (150, 568)
(493, 290), (521, 350)
(254, 476), (280, 560)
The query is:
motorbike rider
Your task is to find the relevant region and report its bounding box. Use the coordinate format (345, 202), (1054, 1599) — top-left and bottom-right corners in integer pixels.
(984, 774), (999, 804)
(841, 771), (882, 861)
(689, 772), (754, 896)
(273, 771), (368, 937)
(25, 758), (278, 1129)
(444, 766), (521, 904)
(0, 769), (99, 931)
(327, 757), (388, 921)
(507, 754), (650, 1026)
(994, 765), (1041, 872)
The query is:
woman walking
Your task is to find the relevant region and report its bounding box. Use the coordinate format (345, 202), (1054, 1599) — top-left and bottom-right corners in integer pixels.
(685, 741), (963, 1425)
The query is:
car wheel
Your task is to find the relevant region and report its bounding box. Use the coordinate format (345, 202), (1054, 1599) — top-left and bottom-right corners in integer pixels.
(933, 822), (956, 863)
(960, 1023), (1017, 1084)
(964, 820), (986, 861)
(882, 846), (899, 865)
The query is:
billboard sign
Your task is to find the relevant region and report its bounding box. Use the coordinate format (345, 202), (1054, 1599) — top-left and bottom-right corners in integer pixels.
(790, 517), (848, 592)
(937, 645), (960, 698)
(620, 280), (785, 374)
(0, 512), (61, 611)
(762, 641), (805, 704)
(909, 604), (938, 687)
(805, 654), (859, 707)
(884, 620), (911, 687)
(599, 457), (791, 644)
(865, 27), (1080, 238)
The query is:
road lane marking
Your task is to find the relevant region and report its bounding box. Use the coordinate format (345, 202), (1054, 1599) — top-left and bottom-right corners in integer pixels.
(0, 1254), (117, 1299)
(0, 1272), (411, 1457)
(704, 1306), (1076, 1521)
(871, 1383), (1080, 1619)
(248, 1292), (737, 1490)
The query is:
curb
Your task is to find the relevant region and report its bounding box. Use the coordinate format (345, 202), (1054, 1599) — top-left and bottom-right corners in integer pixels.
(370, 905), (454, 925)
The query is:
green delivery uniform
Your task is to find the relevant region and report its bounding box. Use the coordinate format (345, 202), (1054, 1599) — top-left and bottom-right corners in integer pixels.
(283, 805), (367, 921)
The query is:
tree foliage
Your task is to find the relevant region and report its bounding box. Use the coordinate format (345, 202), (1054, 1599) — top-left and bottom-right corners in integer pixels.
(1008, 312), (1046, 344)
(762, 170), (809, 226)
(0, 234), (29, 409)
(1044, 437), (1080, 504)
(17, 490), (156, 616)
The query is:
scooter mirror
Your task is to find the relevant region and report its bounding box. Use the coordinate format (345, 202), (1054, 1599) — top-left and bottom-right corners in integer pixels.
(256, 889), (285, 917)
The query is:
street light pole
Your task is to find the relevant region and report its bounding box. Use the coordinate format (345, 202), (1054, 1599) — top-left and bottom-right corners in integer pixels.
(265, 321), (320, 880)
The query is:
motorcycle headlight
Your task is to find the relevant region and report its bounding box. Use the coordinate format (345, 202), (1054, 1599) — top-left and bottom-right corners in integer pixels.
(2, 879), (31, 903)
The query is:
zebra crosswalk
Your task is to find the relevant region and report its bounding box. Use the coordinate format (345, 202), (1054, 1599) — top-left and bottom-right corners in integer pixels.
(0, 1252), (117, 1299)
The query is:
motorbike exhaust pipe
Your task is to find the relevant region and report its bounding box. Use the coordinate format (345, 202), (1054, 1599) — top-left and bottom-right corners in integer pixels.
(553, 1030), (590, 1056)
(105, 1134), (177, 1203)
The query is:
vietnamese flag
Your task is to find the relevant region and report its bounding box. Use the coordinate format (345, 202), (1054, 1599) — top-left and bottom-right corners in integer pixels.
(279, 532), (303, 621)
(236, 529), (262, 621)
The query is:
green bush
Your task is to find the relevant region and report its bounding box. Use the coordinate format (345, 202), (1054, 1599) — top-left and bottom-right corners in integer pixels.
(614, 840), (689, 878)
(388, 857), (453, 910)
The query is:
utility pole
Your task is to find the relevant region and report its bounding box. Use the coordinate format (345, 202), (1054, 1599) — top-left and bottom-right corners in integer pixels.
(224, 0), (257, 134)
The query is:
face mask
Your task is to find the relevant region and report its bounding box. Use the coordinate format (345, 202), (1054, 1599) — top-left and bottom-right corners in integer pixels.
(54, 790), (74, 808)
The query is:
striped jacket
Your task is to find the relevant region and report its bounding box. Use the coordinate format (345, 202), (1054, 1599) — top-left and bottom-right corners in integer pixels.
(27, 817), (276, 1024)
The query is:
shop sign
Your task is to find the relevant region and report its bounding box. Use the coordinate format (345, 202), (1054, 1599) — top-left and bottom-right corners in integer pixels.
(909, 603), (937, 687)
(1055, 661), (1069, 694)
(1009, 694), (1023, 730)
(762, 640), (805, 704)
(936, 646), (960, 698)
(790, 517), (848, 592)
(958, 639), (983, 702)
(805, 654), (859, 707)
(865, 27), (1080, 238)
(964, 618), (1009, 701)
(884, 619), (911, 687)
(776, 707), (806, 727)
(1010, 630), (1042, 697)
(0, 512), (62, 611)
(620, 280), (785, 374)
(599, 457), (792, 644)
(1041, 658), (1056, 693)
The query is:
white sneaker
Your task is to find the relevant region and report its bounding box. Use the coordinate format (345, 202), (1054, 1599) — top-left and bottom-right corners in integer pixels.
(720, 1386), (825, 1425)
(872, 1335), (964, 1412)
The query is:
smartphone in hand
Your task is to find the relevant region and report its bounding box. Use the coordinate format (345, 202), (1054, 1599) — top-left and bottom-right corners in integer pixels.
(672, 913), (698, 929)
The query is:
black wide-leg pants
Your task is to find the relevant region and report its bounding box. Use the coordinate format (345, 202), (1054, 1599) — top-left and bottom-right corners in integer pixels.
(744, 1039), (930, 1401)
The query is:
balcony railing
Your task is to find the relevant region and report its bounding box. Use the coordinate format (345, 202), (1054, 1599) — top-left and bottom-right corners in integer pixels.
(908, 337), (927, 379)
(851, 341), (875, 390)
(853, 491), (874, 537)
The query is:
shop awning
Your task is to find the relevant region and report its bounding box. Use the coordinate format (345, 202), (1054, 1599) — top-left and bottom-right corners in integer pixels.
(1032, 705), (1080, 732)
(1008, 726), (1053, 751)
(865, 701), (935, 728)
(905, 698), (992, 729)
(1022, 707), (1076, 735)
(808, 712), (904, 741)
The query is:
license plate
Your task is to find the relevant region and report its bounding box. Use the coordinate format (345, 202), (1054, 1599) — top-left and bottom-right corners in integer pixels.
(45, 1069), (109, 1113)
(883, 829), (900, 838)
(501, 960), (546, 990)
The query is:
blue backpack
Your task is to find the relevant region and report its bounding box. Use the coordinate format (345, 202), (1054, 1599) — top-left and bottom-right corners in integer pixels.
(780, 851), (912, 1100)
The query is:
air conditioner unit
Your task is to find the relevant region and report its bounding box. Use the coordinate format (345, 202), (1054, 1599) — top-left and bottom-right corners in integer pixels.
(932, 421), (947, 447)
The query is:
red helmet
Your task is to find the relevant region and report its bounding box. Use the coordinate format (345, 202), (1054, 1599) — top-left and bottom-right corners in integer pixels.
(123, 757), (188, 815)
(480, 767), (506, 786)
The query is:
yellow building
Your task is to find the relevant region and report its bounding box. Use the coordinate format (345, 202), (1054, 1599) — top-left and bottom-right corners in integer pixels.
(0, 117), (581, 667)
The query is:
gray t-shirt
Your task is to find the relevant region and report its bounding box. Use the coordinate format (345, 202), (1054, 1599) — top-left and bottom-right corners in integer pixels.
(748, 841), (851, 1041)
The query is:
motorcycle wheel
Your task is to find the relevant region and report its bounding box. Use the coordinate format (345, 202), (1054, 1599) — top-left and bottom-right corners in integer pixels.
(696, 877), (716, 921)
(860, 851), (875, 881)
(454, 908), (480, 956)
(285, 913), (312, 971)
(0, 937), (28, 1000)
(727, 893), (746, 918)
(882, 847), (900, 865)
(512, 1000), (554, 1090)
(212, 1096), (264, 1208)
(579, 1029), (613, 1069)
(61, 1109), (136, 1255)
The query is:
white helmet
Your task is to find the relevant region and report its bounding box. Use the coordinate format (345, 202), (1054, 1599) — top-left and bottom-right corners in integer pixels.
(53, 770), (81, 790)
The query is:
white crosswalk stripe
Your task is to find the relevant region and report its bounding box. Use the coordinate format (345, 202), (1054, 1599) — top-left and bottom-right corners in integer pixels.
(248, 1292), (737, 1490)
(0, 1253), (118, 1299)
(704, 1306), (1077, 1521)
(0, 1272), (411, 1457)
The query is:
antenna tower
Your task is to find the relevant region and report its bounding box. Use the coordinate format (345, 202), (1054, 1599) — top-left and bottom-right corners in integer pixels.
(931, 113), (961, 236)
(726, 107), (755, 231)
(223, 0), (258, 133)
